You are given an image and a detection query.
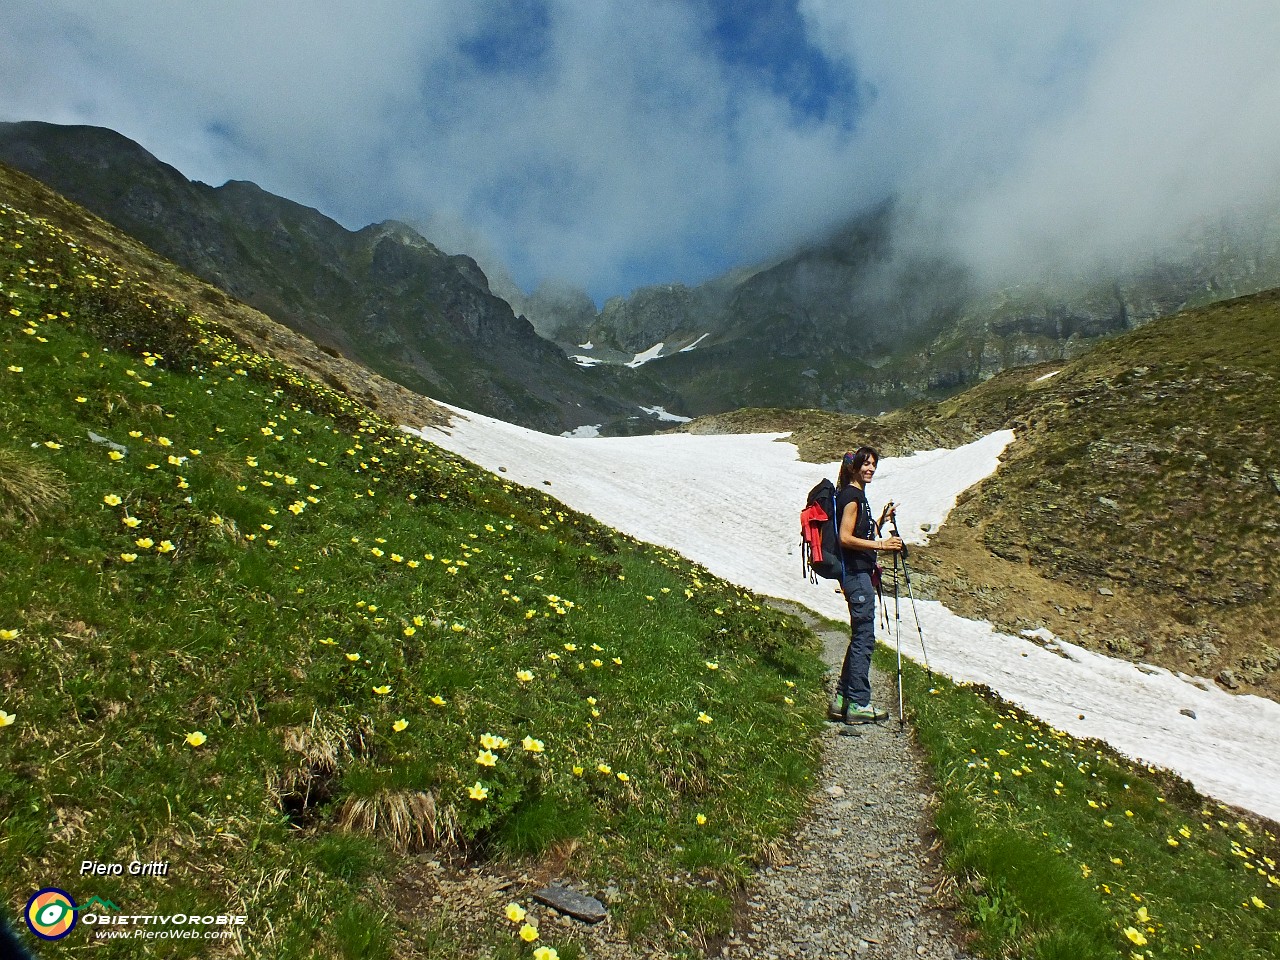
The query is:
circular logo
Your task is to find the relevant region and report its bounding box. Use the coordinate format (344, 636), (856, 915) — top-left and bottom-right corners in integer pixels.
(25, 887), (78, 941)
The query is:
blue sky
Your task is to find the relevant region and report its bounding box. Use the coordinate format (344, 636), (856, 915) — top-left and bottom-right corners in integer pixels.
(3, 1), (1280, 305)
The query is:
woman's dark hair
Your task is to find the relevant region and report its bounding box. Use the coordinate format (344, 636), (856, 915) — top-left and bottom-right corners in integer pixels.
(838, 446), (880, 488)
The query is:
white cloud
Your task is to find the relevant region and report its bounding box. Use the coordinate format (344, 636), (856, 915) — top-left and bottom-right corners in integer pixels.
(799, 0), (1280, 283)
(3, 1), (1279, 298)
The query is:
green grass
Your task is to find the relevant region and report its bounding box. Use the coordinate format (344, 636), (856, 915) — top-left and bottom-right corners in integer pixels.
(895, 649), (1280, 960)
(0, 196), (827, 957)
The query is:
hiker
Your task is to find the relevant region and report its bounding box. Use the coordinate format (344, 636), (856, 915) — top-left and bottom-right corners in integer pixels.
(830, 447), (901, 724)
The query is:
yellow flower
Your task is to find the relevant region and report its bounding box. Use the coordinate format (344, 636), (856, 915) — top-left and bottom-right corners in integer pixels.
(372, 685), (391, 695)
(519, 923), (538, 943)
(563, 643), (577, 652)
(135, 538), (154, 549)
(403, 626), (416, 637)
(516, 669), (534, 683)
(1167, 837), (1180, 847)
(451, 623), (466, 633)
(157, 437), (173, 447)
(522, 736), (545, 753)
(185, 731), (207, 747)
(103, 494), (122, 506)
(1252, 896), (1269, 909)
(590, 659), (603, 668)
(393, 719), (409, 732)
(505, 902), (527, 923)
(120, 553), (138, 563)
(0, 710), (15, 728)
(696, 813), (707, 825)
(468, 782), (489, 801)
(612, 657), (622, 666)
(476, 750), (498, 767)
(345, 652), (361, 662)
(533, 947), (559, 960)
(697, 712), (712, 724)
(597, 763), (612, 775)
(1123, 927), (1147, 946)
(0, 629), (19, 641)
(616, 772), (630, 782)
(122, 515), (140, 528)
(430, 695), (446, 706)
(154, 539), (175, 554)
(1136, 907), (1149, 923)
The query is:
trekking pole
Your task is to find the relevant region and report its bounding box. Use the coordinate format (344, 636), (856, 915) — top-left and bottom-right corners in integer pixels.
(890, 514), (932, 679)
(892, 551), (904, 728)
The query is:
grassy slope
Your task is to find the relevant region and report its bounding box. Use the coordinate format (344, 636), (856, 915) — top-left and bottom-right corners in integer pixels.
(0, 176), (826, 958)
(3, 167), (1277, 960)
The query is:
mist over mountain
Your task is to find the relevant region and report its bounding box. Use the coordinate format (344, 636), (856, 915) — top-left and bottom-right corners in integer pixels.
(523, 195), (1280, 416)
(5, 118), (1280, 432)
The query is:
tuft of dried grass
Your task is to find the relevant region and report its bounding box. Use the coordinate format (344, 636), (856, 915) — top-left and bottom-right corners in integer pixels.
(335, 790), (458, 853)
(273, 713), (350, 812)
(0, 446), (69, 524)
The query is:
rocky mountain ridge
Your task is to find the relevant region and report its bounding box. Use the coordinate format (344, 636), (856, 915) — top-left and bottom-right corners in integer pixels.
(0, 120), (663, 434)
(6, 120), (1280, 431)
(531, 202), (1280, 416)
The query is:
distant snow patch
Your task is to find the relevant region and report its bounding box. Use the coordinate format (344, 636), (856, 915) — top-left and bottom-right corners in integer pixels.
(639, 405), (692, 423)
(560, 424), (601, 438)
(1034, 370), (1061, 383)
(679, 333), (710, 352)
(578, 341), (594, 350)
(571, 355), (603, 367)
(626, 342), (664, 367)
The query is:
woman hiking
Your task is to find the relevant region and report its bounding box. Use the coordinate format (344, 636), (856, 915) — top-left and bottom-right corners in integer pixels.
(830, 447), (901, 724)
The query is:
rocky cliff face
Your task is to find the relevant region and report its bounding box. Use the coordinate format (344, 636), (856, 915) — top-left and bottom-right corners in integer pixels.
(0, 121), (654, 433)
(569, 199), (1280, 416)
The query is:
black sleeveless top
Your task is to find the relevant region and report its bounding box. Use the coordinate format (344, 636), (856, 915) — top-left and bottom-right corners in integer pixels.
(836, 484), (876, 574)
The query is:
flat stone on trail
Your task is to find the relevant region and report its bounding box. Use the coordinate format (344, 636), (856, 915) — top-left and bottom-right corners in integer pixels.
(532, 883), (608, 923)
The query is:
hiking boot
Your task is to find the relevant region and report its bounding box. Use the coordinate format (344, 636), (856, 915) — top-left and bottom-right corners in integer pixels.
(827, 694), (847, 721)
(844, 703), (889, 724)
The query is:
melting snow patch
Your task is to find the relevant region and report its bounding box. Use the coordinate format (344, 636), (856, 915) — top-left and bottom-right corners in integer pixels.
(571, 355), (603, 367)
(639, 405), (692, 423)
(679, 333), (710, 352)
(578, 341), (594, 350)
(560, 424), (602, 438)
(625, 342), (664, 367)
(1034, 370), (1061, 383)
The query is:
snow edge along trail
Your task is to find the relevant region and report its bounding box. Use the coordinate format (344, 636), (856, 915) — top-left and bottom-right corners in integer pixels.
(409, 404), (1280, 823)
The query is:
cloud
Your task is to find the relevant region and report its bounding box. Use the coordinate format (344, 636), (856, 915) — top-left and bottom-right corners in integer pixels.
(3, 1), (1279, 300)
(800, 0), (1280, 284)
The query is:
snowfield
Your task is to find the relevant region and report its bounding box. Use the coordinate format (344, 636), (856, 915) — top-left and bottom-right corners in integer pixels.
(410, 405), (1280, 823)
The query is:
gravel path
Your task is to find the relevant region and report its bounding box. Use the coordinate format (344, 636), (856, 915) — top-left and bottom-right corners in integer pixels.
(410, 610), (974, 959)
(716, 607), (973, 960)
